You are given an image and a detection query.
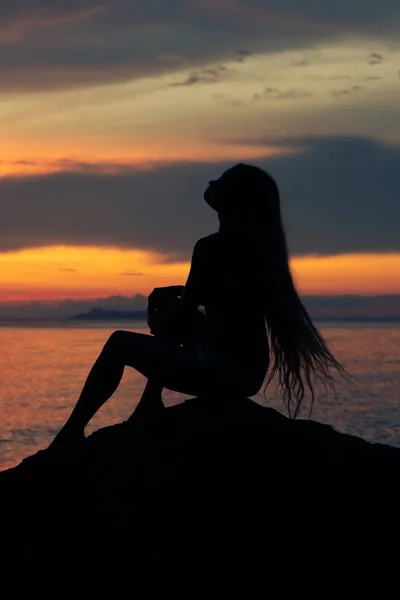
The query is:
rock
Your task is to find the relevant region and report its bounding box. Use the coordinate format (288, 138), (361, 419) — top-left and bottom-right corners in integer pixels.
(1, 394), (399, 596)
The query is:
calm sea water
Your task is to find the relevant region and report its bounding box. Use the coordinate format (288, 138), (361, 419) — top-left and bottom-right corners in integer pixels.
(0, 320), (399, 470)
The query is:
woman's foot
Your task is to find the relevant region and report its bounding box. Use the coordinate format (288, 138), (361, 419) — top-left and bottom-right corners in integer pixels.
(19, 430), (86, 473)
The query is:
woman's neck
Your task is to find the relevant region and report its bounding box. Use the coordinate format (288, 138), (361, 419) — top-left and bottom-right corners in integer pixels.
(218, 216), (244, 234)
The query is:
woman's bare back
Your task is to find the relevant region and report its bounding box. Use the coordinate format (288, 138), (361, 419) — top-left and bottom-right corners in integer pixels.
(198, 232), (269, 374)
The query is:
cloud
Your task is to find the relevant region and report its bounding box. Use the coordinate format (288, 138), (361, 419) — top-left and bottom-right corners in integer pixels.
(0, 1), (399, 92)
(118, 271), (144, 277)
(292, 60), (309, 66)
(331, 85), (364, 98)
(169, 66), (225, 86)
(237, 49), (252, 56)
(274, 89), (313, 100)
(368, 52), (384, 65)
(236, 49), (252, 62)
(0, 158), (152, 175)
(253, 87), (313, 101)
(0, 135), (399, 259)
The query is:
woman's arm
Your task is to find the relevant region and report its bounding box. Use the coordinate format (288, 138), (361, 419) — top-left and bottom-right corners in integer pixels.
(180, 238), (207, 314)
(149, 285), (185, 300)
(148, 239), (207, 334)
(167, 285), (185, 296)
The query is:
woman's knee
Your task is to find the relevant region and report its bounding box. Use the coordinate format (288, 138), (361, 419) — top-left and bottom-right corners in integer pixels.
(104, 329), (131, 353)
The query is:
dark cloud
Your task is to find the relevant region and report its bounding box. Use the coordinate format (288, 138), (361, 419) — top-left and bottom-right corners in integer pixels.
(331, 89), (350, 97)
(0, 135), (399, 259)
(236, 49), (252, 62)
(118, 272), (144, 277)
(369, 52), (384, 65)
(169, 66), (225, 86)
(274, 89), (313, 100)
(292, 60), (309, 66)
(264, 87), (280, 94)
(331, 85), (364, 98)
(0, 1), (399, 92)
(254, 87), (313, 101)
(0, 163), (214, 262)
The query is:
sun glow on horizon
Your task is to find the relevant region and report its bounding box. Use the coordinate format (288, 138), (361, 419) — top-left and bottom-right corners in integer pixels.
(1, 246), (399, 304)
(0, 246), (189, 302)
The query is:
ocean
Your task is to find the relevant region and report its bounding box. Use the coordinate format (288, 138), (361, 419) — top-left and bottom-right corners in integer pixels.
(1, 320), (400, 470)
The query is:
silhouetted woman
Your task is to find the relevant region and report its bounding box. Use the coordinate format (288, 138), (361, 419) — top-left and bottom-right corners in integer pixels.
(49, 163), (349, 449)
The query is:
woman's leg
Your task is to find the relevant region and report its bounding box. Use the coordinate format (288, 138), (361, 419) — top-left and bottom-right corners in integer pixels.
(128, 378), (164, 425)
(50, 332), (126, 447)
(127, 310), (204, 424)
(50, 330), (209, 447)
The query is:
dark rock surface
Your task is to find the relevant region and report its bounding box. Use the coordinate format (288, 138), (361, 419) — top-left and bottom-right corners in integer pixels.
(1, 395), (399, 596)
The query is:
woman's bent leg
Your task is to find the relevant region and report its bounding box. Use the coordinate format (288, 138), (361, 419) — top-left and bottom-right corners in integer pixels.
(50, 333), (127, 447)
(127, 328), (188, 424)
(50, 328), (256, 448)
(51, 330), (205, 447)
(128, 378), (164, 425)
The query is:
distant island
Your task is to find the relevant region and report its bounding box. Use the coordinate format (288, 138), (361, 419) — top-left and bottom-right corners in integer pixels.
(69, 308), (147, 321)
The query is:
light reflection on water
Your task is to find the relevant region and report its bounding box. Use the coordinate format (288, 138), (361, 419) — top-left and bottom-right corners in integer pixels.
(0, 320), (399, 470)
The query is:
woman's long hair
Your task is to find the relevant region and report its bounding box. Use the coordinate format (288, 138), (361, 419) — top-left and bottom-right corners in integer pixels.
(222, 163), (351, 418)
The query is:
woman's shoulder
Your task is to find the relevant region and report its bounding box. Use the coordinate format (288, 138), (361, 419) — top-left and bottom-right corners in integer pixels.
(194, 233), (221, 257)
(196, 232), (251, 262)
(198, 232), (220, 246)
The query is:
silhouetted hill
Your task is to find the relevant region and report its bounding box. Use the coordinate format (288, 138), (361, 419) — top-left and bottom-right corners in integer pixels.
(69, 307), (147, 320)
(1, 394), (399, 595)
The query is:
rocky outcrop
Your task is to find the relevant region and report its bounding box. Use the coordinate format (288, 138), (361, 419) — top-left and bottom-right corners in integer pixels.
(1, 394), (399, 596)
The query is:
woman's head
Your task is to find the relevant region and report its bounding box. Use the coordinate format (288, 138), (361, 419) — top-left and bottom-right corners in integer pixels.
(204, 163), (280, 223)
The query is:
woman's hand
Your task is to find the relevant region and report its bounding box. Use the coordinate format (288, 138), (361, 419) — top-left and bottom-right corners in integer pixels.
(147, 313), (165, 336)
(148, 286), (184, 314)
(147, 290), (183, 336)
(147, 297), (185, 344)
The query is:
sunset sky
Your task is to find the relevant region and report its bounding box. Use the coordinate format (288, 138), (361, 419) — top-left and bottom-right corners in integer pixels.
(0, 0), (399, 318)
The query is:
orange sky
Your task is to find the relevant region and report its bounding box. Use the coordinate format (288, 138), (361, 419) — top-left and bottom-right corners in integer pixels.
(1, 246), (399, 304)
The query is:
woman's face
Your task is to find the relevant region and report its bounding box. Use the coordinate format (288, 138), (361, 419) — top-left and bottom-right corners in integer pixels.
(203, 166), (238, 211)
